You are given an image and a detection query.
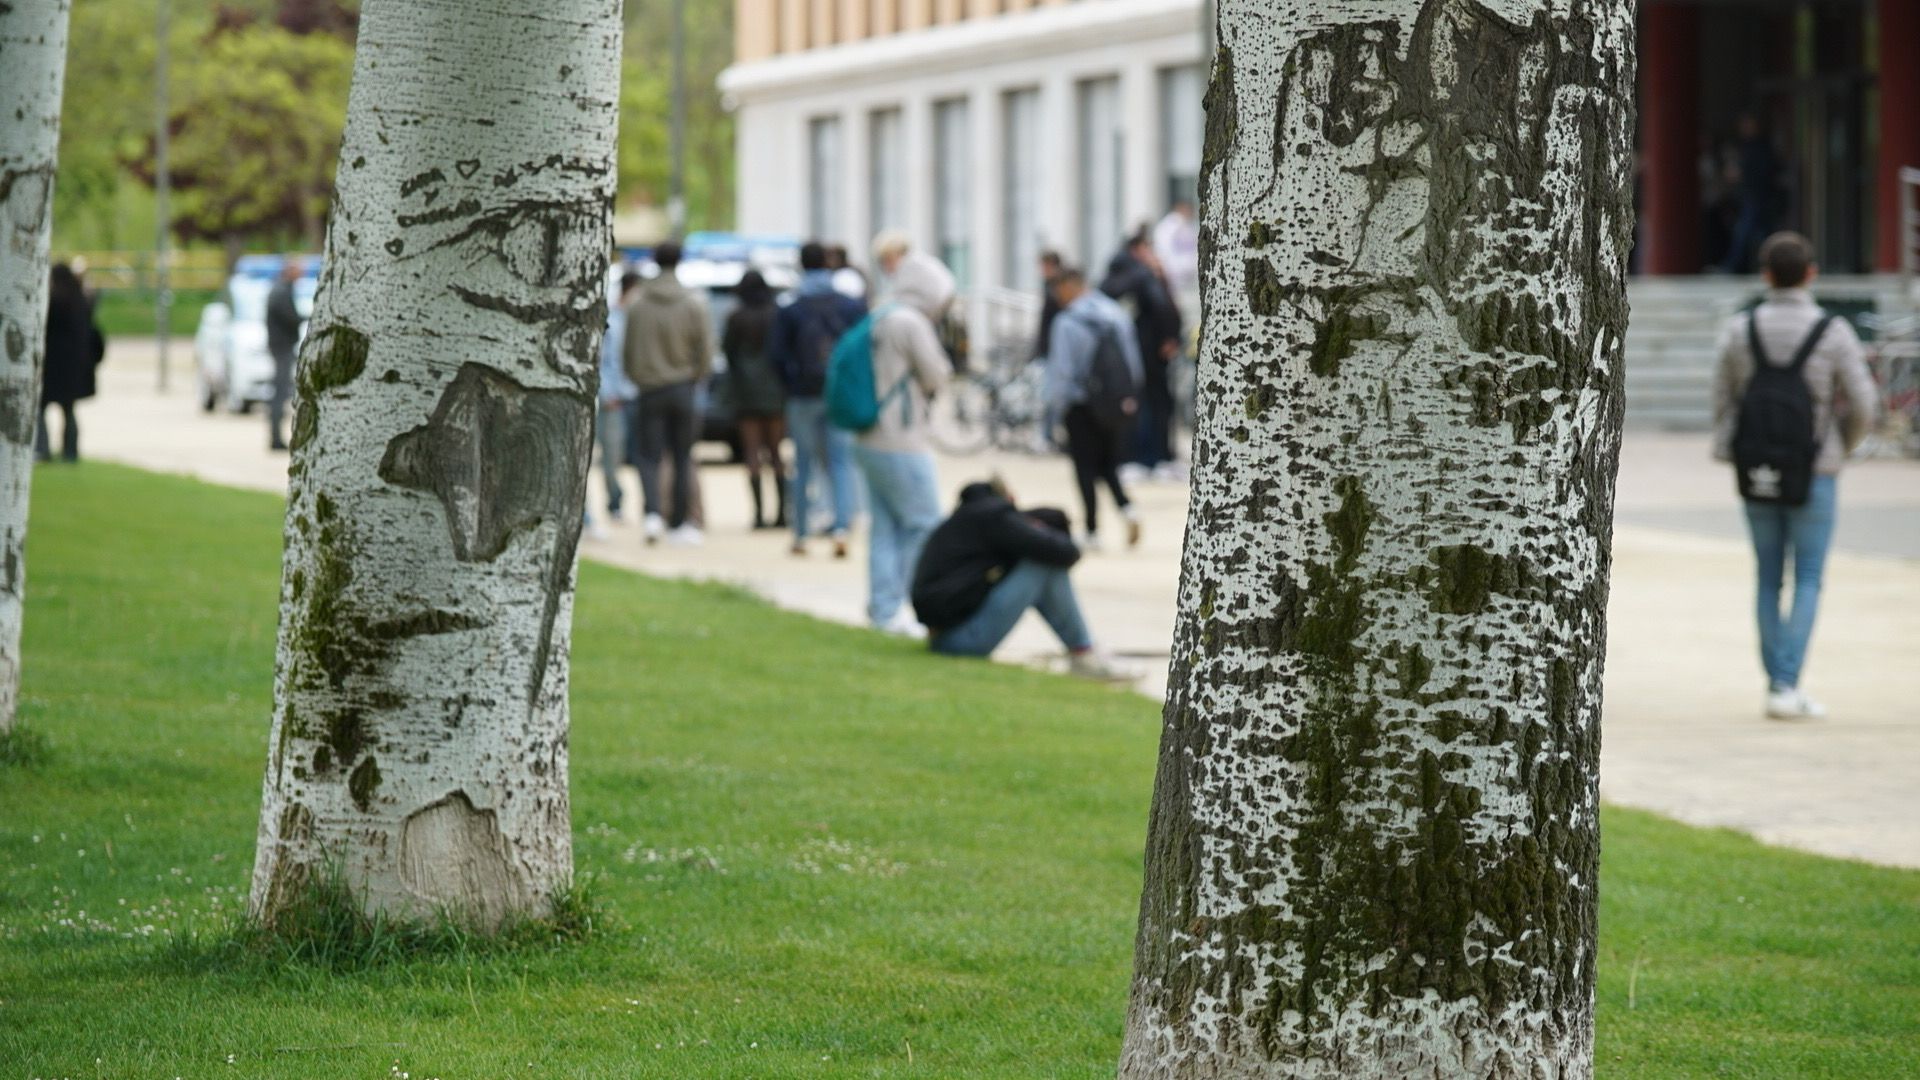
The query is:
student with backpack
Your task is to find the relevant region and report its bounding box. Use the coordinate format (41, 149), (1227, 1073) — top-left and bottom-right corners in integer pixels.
(772, 242), (869, 557)
(1044, 266), (1144, 550)
(829, 251), (954, 635)
(1712, 231), (1879, 721)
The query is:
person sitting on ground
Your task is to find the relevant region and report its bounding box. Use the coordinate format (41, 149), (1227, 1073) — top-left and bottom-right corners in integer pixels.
(1711, 230), (1878, 721)
(911, 478), (1131, 681)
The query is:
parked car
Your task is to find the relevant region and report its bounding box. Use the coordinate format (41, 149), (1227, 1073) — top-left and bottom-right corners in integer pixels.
(194, 256), (319, 413)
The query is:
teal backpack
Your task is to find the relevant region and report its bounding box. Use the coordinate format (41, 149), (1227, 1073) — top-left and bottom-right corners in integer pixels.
(825, 304), (910, 432)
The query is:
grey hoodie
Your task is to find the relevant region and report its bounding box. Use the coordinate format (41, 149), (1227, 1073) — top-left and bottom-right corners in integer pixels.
(863, 253), (954, 454)
(622, 272), (713, 391)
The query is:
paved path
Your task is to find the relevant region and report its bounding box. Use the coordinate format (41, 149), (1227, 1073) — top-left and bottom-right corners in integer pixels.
(64, 342), (1920, 869)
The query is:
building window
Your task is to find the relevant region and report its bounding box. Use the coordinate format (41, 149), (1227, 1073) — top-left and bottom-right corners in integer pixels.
(808, 116), (843, 243)
(1077, 76), (1124, 267)
(933, 98), (971, 286)
(1003, 87), (1041, 292)
(1159, 64), (1204, 210)
(869, 107), (906, 241)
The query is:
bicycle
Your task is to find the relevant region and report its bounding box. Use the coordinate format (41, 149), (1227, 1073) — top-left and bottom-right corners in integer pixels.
(1856, 311), (1920, 459)
(929, 342), (1053, 456)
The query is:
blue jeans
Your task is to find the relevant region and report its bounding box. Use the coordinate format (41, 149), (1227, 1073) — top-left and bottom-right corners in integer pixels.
(595, 402), (629, 516)
(852, 445), (941, 626)
(786, 398), (859, 540)
(1743, 474), (1837, 690)
(932, 561), (1093, 657)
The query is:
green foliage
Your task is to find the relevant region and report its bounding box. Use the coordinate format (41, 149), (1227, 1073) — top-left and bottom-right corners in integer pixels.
(91, 287), (221, 337)
(620, 0), (735, 230)
(164, 26), (353, 247)
(0, 465), (1914, 1078)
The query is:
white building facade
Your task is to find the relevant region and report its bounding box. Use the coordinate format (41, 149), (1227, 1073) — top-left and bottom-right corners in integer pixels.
(721, 0), (1207, 305)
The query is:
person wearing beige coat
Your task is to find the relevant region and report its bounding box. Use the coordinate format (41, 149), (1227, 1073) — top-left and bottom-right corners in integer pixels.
(853, 251), (954, 633)
(1710, 232), (1878, 720)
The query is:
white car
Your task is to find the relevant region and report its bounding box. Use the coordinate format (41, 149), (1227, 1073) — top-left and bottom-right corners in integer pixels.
(194, 256), (318, 413)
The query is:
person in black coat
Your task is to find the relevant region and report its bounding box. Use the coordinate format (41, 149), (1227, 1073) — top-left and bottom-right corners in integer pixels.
(37, 264), (105, 463)
(265, 259), (306, 451)
(911, 479), (1130, 680)
(1100, 233), (1184, 471)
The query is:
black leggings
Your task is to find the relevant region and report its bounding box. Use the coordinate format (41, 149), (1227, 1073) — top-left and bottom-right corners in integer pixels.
(36, 401), (78, 462)
(1064, 406), (1129, 537)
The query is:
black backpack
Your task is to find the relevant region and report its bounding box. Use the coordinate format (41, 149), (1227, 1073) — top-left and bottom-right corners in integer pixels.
(1731, 309), (1834, 507)
(1073, 312), (1140, 434)
(790, 294), (855, 397)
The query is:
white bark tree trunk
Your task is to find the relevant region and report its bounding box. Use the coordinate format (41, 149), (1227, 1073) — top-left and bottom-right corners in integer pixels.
(1121, 2), (1633, 1076)
(0, 1), (72, 737)
(248, 0), (621, 929)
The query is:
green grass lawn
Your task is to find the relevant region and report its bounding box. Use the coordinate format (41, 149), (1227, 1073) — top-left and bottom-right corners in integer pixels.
(2, 465), (1916, 1078)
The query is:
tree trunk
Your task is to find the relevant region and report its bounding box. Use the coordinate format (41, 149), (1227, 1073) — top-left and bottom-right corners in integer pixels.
(1120, 2), (1633, 1076)
(0, 0), (73, 736)
(248, 0), (621, 930)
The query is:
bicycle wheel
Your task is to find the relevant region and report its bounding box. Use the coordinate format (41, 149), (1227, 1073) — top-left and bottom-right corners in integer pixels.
(930, 374), (996, 456)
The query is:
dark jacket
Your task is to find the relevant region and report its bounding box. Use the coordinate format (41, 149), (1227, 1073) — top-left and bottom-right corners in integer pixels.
(770, 275), (866, 398)
(42, 289), (104, 406)
(1100, 251), (1184, 363)
(722, 303), (785, 416)
(911, 483), (1081, 632)
(265, 278), (302, 366)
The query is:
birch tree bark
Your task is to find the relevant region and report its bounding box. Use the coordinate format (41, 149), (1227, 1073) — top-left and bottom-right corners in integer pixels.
(248, 0), (620, 930)
(0, 0), (72, 737)
(1121, 2), (1633, 1076)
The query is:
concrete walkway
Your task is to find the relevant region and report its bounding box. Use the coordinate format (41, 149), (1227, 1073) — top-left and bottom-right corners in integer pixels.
(65, 342), (1920, 869)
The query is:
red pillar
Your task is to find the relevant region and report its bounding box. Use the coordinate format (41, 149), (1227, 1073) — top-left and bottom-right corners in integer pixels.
(1877, 0), (1920, 271)
(1639, 4), (1702, 275)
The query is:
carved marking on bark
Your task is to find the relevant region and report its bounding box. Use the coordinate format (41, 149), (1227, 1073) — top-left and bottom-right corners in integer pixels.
(399, 791), (528, 929)
(378, 362), (590, 699)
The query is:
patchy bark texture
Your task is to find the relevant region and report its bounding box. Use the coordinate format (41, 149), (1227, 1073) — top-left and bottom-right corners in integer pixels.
(1121, 2), (1633, 1076)
(0, 0), (71, 735)
(248, 0), (620, 929)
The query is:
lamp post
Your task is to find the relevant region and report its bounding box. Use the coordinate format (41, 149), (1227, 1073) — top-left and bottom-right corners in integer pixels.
(668, 0), (687, 236)
(154, 0), (172, 391)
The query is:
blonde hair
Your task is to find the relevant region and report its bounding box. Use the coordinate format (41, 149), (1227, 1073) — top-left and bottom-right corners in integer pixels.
(871, 229), (913, 265)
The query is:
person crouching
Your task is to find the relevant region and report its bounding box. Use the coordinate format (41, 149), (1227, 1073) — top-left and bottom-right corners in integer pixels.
(911, 479), (1131, 681)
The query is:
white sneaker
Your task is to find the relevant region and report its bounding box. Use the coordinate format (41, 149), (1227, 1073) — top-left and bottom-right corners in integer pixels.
(878, 610), (925, 638)
(667, 524), (704, 547)
(1765, 688), (1828, 720)
(1152, 461), (1189, 484)
(1078, 531), (1103, 552)
(642, 513), (666, 545)
(1069, 649), (1139, 683)
(1117, 463), (1150, 486)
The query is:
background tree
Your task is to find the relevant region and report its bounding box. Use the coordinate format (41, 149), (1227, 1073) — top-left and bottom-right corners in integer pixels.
(0, 0), (74, 737)
(1120, 2), (1634, 1076)
(620, 0), (734, 230)
(248, 0), (620, 929)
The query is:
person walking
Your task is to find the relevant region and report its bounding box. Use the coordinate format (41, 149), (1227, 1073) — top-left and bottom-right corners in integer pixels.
(1712, 231), (1879, 720)
(1046, 267), (1143, 550)
(772, 241), (867, 556)
(850, 251), (953, 635)
(1031, 249), (1064, 364)
(1721, 112), (1781, 274)
(1100, 232), (1184, 477)
(723, 270), (789, 530)
(264, 258), (305, 452)
(37, 264), (104, 463)
(586, 271), (641, 541)
(623, 241), (714, 546)
(911, 479), (1131, 680)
